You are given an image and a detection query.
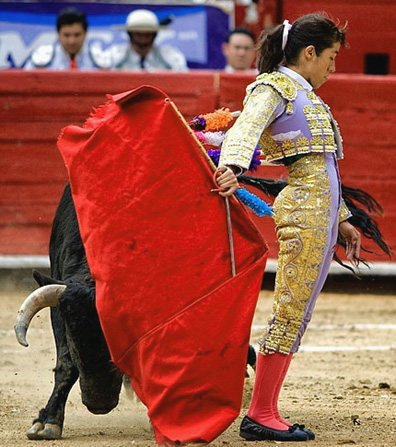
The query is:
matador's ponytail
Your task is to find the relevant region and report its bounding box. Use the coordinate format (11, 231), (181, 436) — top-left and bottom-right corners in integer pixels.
(257, 23), (284, 74)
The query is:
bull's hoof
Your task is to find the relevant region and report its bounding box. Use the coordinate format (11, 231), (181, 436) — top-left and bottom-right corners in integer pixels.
(26, 422), (62, 440)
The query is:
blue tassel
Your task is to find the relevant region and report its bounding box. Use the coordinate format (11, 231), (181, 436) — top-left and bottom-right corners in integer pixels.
(235, 188), (273, 217)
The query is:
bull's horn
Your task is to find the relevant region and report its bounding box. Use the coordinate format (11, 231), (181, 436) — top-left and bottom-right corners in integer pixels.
(14, 285), (67, 347)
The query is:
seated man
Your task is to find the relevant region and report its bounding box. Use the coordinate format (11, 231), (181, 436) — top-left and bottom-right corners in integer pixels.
(116, 9), (188, 71)
(222, 28), (256, 73)
(25, 7), (109, 70)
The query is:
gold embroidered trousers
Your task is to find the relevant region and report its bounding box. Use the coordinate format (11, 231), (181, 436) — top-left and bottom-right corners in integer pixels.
(259, 153), (341, 354)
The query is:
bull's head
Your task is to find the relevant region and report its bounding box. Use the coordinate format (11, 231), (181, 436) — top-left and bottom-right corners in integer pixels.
(15, 284), (66, 347)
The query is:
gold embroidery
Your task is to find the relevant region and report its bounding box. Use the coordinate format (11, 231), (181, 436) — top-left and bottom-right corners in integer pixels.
(304, 105), (316, 116)
(259, 154), (332, 354)
(307, 91), (322, 105)
(296, 136), (309, 148)
(219, 84), (282, 170)
(251, 72), (298, 101)
(339, 198), (352, 223)
(316, 104), (327, 114)
(311, 135), (323, 146)
(286, 102), (294, 115)
(306, 91), (316, 101)
(281, 139), (295, 151)
(309, 120), (320, 134)
(324, 134), (335, 145)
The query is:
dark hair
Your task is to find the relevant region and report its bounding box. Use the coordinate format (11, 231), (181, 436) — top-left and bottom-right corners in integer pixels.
(225, 27), (255, 44)
(56, 7), (88, 32)
(257, 13), (346, 74)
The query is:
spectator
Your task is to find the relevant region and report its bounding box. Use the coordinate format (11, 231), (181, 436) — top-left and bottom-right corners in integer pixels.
(24, 7), (110, 70)
(116, 9), (188, 71)
(222, 27), (256, 73)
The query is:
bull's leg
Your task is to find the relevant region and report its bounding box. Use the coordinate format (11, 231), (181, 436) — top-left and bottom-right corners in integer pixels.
(26, 307), (78, 440)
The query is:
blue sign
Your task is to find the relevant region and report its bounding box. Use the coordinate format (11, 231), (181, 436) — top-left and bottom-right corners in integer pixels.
(0, 1), (231, 69)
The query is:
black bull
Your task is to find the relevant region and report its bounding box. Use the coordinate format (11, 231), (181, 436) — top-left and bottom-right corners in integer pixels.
(15, 183), (123, 440)
(14, 178), (390, 440)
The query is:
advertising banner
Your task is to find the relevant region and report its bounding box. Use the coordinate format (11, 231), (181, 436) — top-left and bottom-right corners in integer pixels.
(0, 1), (232, 69)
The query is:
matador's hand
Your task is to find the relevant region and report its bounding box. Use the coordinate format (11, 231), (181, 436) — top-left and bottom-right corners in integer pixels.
(215, 166), (240, 197)
(339, 221), (361, 262)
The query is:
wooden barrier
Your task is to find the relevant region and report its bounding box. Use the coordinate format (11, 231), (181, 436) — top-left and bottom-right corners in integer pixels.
(0, 70), (217, 254)
(0, 70), (394, 265)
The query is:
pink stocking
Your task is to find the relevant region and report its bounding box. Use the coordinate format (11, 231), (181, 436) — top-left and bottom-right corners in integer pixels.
(247, 352), (293, 430)
(272, 353), (293, 426)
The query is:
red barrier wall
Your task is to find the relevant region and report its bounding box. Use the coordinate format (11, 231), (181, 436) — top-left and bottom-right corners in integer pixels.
(0, 70), (216, 254)
(0, 70), (394, 264)
(283, 0), (396, 75)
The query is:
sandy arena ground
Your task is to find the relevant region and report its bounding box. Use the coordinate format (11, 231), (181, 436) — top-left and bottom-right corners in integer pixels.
(1, 272), (395, 447)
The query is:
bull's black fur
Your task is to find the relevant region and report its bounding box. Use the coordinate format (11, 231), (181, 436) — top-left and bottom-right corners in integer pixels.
(239, 175), (392, 272)
(31, 183), (123, 438)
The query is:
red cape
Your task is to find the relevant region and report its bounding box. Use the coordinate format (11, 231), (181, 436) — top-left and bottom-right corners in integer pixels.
(57, 86), (268, 445)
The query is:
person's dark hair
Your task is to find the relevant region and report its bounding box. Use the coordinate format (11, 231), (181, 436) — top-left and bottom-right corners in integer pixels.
(257, 13), (347, 74)
(225, 27), (255, 44)
(56, 7), (88, 32)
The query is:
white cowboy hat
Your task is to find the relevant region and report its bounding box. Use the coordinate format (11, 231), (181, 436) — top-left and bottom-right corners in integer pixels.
(124, 9), (166, 32)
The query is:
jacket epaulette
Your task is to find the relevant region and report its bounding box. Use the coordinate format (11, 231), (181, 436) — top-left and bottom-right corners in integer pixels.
(246, 72), (298, 102)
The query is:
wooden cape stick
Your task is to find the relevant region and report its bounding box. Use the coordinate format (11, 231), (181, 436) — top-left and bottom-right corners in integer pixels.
(168, 98), (237, 277)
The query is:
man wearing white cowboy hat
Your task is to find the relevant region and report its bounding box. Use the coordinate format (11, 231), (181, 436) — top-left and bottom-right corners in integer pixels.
(116, 9), (188, 71)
